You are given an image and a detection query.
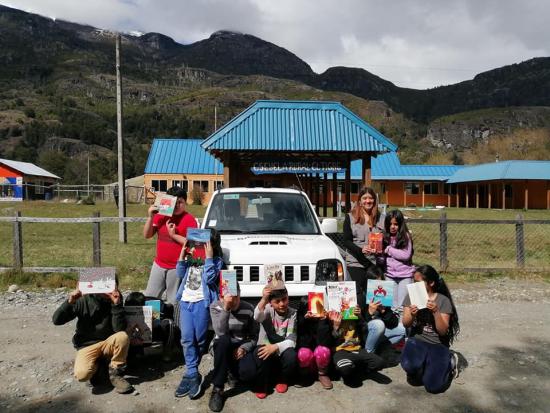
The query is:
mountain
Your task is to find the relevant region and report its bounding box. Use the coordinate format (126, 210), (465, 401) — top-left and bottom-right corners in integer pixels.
(0, 4), (549, 184)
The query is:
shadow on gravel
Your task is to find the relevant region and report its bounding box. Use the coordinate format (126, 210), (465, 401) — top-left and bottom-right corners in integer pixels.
(125, 352), (182, 385)
(2, 394), (94, 413)
(378, 337), (550, 413)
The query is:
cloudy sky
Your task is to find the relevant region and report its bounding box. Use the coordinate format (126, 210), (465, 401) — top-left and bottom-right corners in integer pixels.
(4, 0), (550, 89)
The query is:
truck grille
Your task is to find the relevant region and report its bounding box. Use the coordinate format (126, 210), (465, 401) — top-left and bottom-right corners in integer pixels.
(284, 266), (294, 281)
(234, 266), (243, 281)
(250, 266), (260, 282)
(300, 266), (309, 281)
(229, 265), (312, 283)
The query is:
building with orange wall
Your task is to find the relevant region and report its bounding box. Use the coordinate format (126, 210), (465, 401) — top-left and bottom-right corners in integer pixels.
(0, 158), (61, 201)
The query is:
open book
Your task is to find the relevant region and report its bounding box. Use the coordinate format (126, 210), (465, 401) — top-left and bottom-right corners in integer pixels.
(154, 194), (177, 217)
(220, 270), (238, 296)
(326, 281), (358, 320)
(406, 281), (429, 309)
(125, 306), (153, 345)
(78, 267), (116, 294)
(366, 279), (394, 307)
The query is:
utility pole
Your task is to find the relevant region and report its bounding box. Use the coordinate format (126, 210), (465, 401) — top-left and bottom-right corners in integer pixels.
(116, 33), (127, 243)
(214, 105), (218, 131)
(87, 153), (90, 196)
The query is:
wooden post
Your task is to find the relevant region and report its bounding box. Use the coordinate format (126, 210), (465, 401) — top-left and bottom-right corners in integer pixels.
(332, 173), (337, 217)
(13, 211), (23, 270)
(488, 183), (492, 209)
(345, 155), (351, 212)
(524, 181), (529, 211)
(422, 184), (425, 207)
(403, 184), (407, 207)
(315, 174), (320, 216)
(456, 185), (459, 208)
(547, 183), (550, 210)
(439, 212), (448, 271)
(385, 184), (389, 207)
(92, 212), (101, 266)
(116, 34), (127, 243)
(515, 214), (525, 268)
(223, 154), (231, 189)
(502, 182), (506, 210)
(476, 184), (479, 208)
(465, 184), (469, 208)
(323, 173), (328, 217)
(362, 155), (372, 187)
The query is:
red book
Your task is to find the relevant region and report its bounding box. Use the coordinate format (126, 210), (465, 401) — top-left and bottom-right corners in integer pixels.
(368, 232), (384, 254)
(308, 292), (325, 316)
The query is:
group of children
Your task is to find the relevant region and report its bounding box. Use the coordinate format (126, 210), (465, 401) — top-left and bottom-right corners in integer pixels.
(52, 201), (461, 412)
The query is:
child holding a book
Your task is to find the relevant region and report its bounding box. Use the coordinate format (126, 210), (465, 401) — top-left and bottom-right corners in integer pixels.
(383, 209), (415, 313)
(401, 265), (460, 394)
(296, 297), (334, 389)
(172, 227), (224, 400)
(252, 284), (298, 399)
(208, 282), (259, 412)
(330, 306), (385, 386)
(364, 266), (406, 353)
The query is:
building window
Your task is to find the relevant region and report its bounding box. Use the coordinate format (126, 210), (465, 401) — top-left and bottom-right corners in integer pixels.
(424, 182), (439, 195)
(351, 182), (360, 194)
(405, 182), (420, 195)
(172, 180), (188, 192)
(379, 183), (386, 194)
(35, 180), (44, 195)
(152, 180), (167, 192)
(214, 181), (224, 190)
(505, 184), (513, 198)
(444, 184), (457, 195)
(194, 180), (209, 193)
(1, 183), (14, 197)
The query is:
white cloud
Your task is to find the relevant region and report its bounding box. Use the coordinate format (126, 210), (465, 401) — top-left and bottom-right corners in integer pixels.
(3, 0), (549, 88)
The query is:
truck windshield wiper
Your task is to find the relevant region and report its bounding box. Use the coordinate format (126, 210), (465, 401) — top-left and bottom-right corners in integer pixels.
(216, 229), (245, 234)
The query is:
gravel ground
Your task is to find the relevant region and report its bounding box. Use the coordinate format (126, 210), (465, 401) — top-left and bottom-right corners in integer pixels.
(1, 278), (549, 413)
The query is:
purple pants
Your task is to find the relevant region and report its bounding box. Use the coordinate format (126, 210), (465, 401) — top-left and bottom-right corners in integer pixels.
(297, 346), (331, 372)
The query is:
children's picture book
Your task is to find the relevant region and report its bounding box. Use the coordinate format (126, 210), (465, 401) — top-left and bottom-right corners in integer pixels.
(366, 279), (395, 307)
(145, 299), (161, 327)
(264, 263), (284, 290)
(186, 228), (211, 246)
(220, 270), (238, 296)
(368, 232), (384, 254)
(78, 267), (116, 294)
(125, 306), (153, 345)
(154, 194), (177, 217)
(326, 281), (358, 320)
(406, 281), (429, 309)
(308, 292), (325, 316)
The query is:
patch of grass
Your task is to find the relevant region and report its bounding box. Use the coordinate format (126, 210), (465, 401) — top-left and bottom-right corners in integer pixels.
(0, 270), (78, 290)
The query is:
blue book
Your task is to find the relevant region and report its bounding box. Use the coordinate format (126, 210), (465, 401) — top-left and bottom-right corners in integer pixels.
(187, 228), (211, 245)
(366, 280), (395, 307)
(220, 270), (238, 296)
(145, 299), (161, 327)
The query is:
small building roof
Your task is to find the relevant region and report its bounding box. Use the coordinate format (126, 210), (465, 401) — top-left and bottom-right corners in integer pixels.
(144, 138), (224, 175)
(0, 158), (61, 179)
(447, 160), (550, 183)
(201, 100), (398, 153)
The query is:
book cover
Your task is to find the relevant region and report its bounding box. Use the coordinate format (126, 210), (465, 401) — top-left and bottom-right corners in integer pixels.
(406, 281), (429, 309)
(145, 299), (161, 327)
(220, 270), (238, 296)
(125, 306), (153, 345)
(78, 267), (116, 294)
(186, 228), (211, 246)
(155, 194), (177, 217)
(368, 232), (384, 254)
(366, 279), (395, 307)
(264, 263), (284, 289)
(308, 292), (325, 316)
(326, 281), (358, 320)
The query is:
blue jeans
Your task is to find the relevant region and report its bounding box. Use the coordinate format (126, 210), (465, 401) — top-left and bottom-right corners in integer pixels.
(385, 276), (413, 313)
(365, 319), (407, 353)
(179, 301), (210, 377)
(400, 337), (452, 394)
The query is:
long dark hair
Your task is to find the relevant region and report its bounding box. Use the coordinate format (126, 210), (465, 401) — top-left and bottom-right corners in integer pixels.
(384, 209), (410, 250)
(351, 186), (379, 227)
(415, 265), (460, 345)
(210, 228), (223, 259)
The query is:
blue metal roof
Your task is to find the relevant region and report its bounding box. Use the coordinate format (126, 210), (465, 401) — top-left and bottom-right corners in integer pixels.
(144, 138), (224, 174)
(447, 160), (550, 183)
(201, 100), (397, 153)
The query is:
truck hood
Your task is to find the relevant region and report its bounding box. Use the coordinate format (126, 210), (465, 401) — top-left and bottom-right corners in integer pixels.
(220, 234), (342, 265)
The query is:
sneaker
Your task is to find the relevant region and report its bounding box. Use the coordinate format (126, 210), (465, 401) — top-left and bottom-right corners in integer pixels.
(188, 373), (203, 400)
(108, 367), (134, 394)
(175, 376), (190, 398)
(208, 387), (225, 412)
(275, 383), (288, 393)
(254, 391), (267, 399)
(450, 350), (460, 379)
(318, 373), (333, 390)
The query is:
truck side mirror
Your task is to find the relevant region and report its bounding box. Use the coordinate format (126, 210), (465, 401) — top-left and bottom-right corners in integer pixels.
(321, 218), (337, 234)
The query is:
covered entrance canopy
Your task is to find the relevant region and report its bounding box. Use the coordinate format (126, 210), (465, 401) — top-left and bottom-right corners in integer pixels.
(201, 100), (397, 214)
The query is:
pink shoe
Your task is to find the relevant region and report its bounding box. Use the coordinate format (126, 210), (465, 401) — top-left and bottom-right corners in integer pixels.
(275, 383), (288, 393)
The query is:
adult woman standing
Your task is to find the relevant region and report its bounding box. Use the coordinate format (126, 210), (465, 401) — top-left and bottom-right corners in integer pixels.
(143, 186), (197, 304)
(343, 187), (385, 299)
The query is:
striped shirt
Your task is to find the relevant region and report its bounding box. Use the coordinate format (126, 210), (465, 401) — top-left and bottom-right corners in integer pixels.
(254, 304), (297, 354)
(210, 300), (258, 352)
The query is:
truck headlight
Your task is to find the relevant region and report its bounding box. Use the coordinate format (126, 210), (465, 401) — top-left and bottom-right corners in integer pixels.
(315, 259), (344, 285)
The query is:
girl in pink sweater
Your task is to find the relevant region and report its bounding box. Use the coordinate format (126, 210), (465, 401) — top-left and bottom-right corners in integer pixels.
(383, 210), (415, 313)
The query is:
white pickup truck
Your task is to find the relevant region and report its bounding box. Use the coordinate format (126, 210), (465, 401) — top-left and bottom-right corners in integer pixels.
(201, 187), (347, 300)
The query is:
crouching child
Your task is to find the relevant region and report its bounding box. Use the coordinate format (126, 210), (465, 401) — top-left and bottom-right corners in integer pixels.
(52, 283), (133, 394)
(252, 284), (297, 399)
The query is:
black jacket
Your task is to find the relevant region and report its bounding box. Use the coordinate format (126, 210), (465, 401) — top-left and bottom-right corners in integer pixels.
(52, 294), (126, 349)
(363, 305), (399, 330)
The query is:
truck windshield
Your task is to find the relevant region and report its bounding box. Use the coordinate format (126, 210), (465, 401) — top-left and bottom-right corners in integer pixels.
(205, 192), (321, 235)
